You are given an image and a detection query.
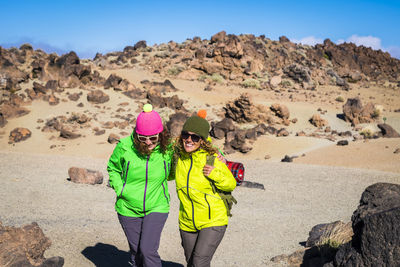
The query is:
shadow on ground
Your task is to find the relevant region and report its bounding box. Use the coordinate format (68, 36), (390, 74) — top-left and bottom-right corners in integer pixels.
(82, 243), (184, 267)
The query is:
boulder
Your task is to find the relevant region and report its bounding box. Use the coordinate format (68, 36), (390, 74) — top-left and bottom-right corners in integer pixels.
(245, 124), (267, 140)
(309, 114), (328, 128)
(140, 79), (177, 93)
(306, 221), (353, 247)
(333, 183), (400, 266)
(270, 76), (282, 87)
(377, 123), (400, 138)
(87, 90), (110, 104)
(33, 81), (48, 94)
(210, 31), (226, 43)
(270, 103), (290, 119)
(68, 167), (103, 184)
(133, 40), (147, 50)
(210, 118), (236, 139)
(283, 63), (311, 83)
(104, 74), (123, 89)
(342, 97), (376, 125)
(60, 127), (81, 139)
(166, 112), (189, 138)
(68, 92), (82, 101)
(224, 93), (271, 123)
(276, 128), (289, 137)
(9, 127), (31, 143)
(1, 103), (30, 119)
(271, 220), (353, 267)
(337, 140), (349, 146)
(225, 129), (252, 153)
(107, 133), (120, 144)
(0, 221), (64, 267)
(146, 90), (185, 111)
(281, 155), (294, 162)
(123, 88), (146, 100)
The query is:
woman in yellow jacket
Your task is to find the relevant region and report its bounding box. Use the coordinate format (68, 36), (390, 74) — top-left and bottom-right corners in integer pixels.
(172, 110), (236, 267)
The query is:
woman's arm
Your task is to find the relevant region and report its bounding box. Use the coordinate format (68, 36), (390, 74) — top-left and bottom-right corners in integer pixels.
(206, 155), (236, 192)
(107, 143), (125, 195)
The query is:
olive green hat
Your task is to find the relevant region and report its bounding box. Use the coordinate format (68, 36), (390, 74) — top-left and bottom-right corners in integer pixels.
(182, 110), (209, 140)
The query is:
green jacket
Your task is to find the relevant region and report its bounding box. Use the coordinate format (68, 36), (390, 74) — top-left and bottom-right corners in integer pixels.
(107, 134), (173, 217)
(173, 149), (236, 232)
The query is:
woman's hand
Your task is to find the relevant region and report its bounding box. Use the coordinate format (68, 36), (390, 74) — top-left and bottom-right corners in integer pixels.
(203, 164), (215, 177)
(217, 152), (227, 164)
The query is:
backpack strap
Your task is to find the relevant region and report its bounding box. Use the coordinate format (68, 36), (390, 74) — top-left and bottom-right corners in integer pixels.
(205, 154), (237, 217)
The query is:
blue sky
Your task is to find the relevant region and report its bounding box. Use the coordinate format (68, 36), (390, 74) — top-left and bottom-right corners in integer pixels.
(1, 0), (399, 59)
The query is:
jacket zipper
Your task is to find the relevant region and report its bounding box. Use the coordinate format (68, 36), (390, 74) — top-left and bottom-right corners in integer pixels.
(143, 155), (150, 216)
(119, 161), (130, 197)
(204, 194), (211, 219)
(162, 161), (169, 203)
(186, 155), (198, 231)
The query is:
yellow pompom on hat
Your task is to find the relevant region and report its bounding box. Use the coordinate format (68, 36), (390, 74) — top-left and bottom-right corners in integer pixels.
(182, 109), (210, 140)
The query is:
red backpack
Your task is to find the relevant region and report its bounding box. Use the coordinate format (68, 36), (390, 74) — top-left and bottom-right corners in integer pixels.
(226, 161), (245, 185)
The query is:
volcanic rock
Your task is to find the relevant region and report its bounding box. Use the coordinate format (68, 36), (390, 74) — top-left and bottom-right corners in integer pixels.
(68, 167), (103, 184)
(0, 221), (64, 267)
(377, 123), (400, 138)
(107, 133), (120, 144)
(342, 97), (376, 125)
(270, 103), (290, 119)
(1, 103), (30, 119)
(224, 93), (271, 123)
(333, 183), (400, 266)
(309, 114), (328, 128)
(210, 118), (236, 139)
(87, 90), (110, 104)
(60, 127), (81, 139)
(9, 127), (31, 143)
(337, 140), (349, 146)
(166, 112), (189, 138)
(306, 221), (353, 248)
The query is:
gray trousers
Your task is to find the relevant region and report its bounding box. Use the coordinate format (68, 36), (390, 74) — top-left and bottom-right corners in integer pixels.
(118, 212), (168, 267)
(179, 226), (227, 267)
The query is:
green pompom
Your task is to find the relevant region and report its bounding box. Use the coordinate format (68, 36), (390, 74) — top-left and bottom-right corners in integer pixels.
(143, 104), (153, 112)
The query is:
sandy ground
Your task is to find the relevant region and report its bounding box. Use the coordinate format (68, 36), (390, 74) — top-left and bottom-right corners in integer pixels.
(1, 64), (400, 266)
(1, 151), (399, 267)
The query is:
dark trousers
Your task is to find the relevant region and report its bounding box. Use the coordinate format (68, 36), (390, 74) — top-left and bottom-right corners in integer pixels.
(118, 212), (168, 267)
(179, 226), (227, 267)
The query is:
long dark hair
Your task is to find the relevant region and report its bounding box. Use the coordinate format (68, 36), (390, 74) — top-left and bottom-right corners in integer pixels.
(133, 126), (171, 156)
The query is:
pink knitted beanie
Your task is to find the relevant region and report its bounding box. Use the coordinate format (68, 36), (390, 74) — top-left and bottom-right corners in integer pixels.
(135, 104), (163, 135)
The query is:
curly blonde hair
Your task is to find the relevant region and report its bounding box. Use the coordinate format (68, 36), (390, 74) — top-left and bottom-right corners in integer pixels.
(174, 134), (218, 158)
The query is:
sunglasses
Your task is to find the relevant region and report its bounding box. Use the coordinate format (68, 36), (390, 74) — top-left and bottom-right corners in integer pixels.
(181, 131), (201, 143)
(137, 134), (159, 143)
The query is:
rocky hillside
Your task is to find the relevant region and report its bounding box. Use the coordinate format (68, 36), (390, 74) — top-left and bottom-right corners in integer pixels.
(1, 31), (399, 156)
(95, 31), (400, 90)
(1, 31), (400, 95)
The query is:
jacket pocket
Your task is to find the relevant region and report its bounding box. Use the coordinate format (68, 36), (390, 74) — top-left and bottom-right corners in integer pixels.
(119, 161), (131, 197)
(204, 194), (211, 219)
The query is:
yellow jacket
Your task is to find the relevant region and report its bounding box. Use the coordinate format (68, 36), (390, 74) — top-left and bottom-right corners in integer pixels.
(174, 149), (236, 232)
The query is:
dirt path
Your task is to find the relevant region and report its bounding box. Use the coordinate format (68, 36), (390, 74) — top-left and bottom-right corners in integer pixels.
(0, 151), (399, 266)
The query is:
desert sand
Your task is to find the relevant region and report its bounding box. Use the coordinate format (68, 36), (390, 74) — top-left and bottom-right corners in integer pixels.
(1, 151), (399, 267)
(1, 40), (400, 266)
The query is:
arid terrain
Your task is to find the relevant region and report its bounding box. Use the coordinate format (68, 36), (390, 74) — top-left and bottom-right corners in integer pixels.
(1, 31), (399, 266)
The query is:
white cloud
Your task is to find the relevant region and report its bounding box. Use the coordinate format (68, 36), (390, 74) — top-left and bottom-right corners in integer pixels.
(291, 36), (323, 46)
(335, 35), (400, 59)
(342, 35), (382, 50)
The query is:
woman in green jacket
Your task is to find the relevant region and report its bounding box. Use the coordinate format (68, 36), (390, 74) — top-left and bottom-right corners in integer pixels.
(172, 110), (236, 267)
(107, 104), (173, 267)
